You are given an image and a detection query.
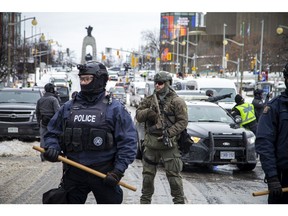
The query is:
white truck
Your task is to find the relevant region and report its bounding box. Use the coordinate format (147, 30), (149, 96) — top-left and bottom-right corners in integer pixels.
(129, 81), (146, 107)
(185, 78), (238, 113)
(49, 72), (68, 87)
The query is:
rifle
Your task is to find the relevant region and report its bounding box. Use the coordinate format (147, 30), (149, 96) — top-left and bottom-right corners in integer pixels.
(153, 93), (172, 147)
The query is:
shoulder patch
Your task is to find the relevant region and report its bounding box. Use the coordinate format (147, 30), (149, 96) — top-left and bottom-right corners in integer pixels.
(262, 106), (270, 114)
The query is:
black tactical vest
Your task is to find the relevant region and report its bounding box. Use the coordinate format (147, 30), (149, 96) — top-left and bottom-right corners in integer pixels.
(63, 100), (114, 152)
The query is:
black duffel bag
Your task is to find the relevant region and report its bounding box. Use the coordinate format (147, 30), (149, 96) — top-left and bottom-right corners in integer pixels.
(42, 185), (68, 204)
(178, 129), (194, 154)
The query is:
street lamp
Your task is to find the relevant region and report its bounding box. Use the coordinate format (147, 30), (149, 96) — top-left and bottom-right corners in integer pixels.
(7, 17), (37, 87)
(171, 38), (181, 74)
(276, 24), (288, 35)
(223, 32), (244, 93)
(162, 40), (177, 73)
(222, 23), (227, 74)
(182, 28), (198, 74)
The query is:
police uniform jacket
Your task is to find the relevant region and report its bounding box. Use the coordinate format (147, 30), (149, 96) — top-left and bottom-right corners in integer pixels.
(255, 91), (288, 178)
(44, 91), (137, 173)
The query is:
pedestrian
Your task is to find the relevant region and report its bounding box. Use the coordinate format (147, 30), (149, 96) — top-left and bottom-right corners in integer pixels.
(177, 71), (184, 79)
(68, 79), (72, 91)
(205, 89), (232, 103)
(255, 63), (288, 204)
(135, 71), (188, 204)
(231, 94), (257, 134)
(252, 89), (271, 122)
(42, 61), (137, 204)
(36, 83), (60, 162)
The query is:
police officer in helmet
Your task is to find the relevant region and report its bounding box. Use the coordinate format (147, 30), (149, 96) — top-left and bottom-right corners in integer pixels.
(252, 88), (270, 122)
(136, 71), (188, 204)
(36, 83), (60, 161)
(43, 61), (137, 204)
(255, 63), (288, 204)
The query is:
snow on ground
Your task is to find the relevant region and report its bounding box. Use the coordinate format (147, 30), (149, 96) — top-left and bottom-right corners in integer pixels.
(0, 140), (39, 157)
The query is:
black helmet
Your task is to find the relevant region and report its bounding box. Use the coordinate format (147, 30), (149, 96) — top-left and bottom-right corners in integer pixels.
(283, 63), (288, 78)
(154, 72), (172, 85)
(253, 89), (263, 96)
(44, 83), (55, 93)
(206, 89), (214, 97)
(77, 61), (108, 81)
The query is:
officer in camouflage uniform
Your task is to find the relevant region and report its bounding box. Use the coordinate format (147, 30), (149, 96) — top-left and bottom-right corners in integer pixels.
(136, 72), (188, 204)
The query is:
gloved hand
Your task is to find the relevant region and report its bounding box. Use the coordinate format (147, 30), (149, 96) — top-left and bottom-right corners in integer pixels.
(146, 109), (158, 125)
(267, 176), (283, 199)
(104, 169), (124, 187)
(43, 148), (60, 162)
(226, 93), (232, 98)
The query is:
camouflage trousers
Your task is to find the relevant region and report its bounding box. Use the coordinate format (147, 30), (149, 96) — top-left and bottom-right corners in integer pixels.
(140, 146), (185, 204)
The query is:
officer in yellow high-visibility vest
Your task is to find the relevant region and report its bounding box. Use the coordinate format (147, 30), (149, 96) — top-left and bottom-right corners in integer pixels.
(231, 94), (257, 134)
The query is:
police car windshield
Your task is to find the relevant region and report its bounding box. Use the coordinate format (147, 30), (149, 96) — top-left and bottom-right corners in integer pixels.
(188, 104), (234, 123)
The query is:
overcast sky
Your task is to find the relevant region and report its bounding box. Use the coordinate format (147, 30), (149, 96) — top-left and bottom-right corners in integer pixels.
(4, 0), (285, 64)
(21, 12), (161, 63)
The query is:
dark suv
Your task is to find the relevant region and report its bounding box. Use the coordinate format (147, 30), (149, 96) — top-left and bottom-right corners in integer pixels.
(0, 88), (42, 141)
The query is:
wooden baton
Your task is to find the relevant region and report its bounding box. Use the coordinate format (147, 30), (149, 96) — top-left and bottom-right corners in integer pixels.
(252, 187), (288, 196)
(33, 146), (137, 192)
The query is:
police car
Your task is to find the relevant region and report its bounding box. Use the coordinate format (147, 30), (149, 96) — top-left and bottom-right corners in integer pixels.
(135, 100), (257, 171)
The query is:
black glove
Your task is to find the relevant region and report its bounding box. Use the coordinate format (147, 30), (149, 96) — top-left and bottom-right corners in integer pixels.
(226, 93), (232, 98)
(43, 148), (60, 162)
(146, 109), (158, 125)
(267, 176), (283, 199)
(104, 169), (124, 187)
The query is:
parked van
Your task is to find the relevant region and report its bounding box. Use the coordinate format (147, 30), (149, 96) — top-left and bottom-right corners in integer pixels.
(129, 81), (146, 107)
(186, 78), (238, 112)
(144, 81), (155, 97)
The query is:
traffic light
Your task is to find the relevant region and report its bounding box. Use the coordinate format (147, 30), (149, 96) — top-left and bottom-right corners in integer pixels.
(226, 53), (229, 61)
(147, 54), (150, 60)
(250, 56), (257, 71)
(66, 48), (70, 56)
(102, 54), (106, 61)
(167, 52), (172, 61)
(117, 50), (120, 56)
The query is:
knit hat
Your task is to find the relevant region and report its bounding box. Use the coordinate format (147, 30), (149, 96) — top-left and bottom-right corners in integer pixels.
(235, 94), (244, 104)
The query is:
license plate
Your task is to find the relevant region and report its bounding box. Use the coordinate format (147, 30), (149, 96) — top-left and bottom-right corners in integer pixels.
(220, 151), (235, 159)
(8, 127), (18, 133)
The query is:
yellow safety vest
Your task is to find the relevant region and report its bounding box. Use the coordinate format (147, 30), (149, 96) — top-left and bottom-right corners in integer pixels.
(235, 102), (256, 127)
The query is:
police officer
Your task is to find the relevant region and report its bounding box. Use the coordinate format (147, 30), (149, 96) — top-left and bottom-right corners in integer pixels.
(36, 83), (60, 161)
(231, 94), (257, 134)
(205, 89), (232, 103)
(136, 72), (188, 204)
(255, 63), (288, 204)
(43, 61), (137, 204)
(252, 89), (270, 122)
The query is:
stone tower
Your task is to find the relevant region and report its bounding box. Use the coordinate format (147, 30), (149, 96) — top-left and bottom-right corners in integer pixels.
(81, 25), (97, 64)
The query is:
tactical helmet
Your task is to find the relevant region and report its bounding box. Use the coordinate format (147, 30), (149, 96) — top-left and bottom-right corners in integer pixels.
(154, 72), (172, 85)
(77, 61), (108, 82)
(283, 63), (288, 78)
(253, 89), (263, 96)
(206, 89), (214, 97)
(44, 83), (55, 93)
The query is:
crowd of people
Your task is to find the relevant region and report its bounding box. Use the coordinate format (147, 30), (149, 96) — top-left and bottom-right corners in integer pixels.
(35, 61), (288, 204)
